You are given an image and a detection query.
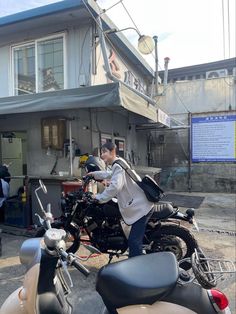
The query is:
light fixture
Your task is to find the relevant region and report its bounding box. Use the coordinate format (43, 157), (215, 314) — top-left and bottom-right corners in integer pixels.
(137, 35), (155, 55)
(105, 27), (155, 55)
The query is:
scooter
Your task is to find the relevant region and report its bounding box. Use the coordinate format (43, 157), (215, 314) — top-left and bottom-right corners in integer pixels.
(96, 250), (234, 314)
(1, 180), (233, 314)
(0, 180), (91, 314)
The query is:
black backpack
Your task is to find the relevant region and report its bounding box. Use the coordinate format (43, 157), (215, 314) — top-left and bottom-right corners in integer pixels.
(113, 159), (164, 203)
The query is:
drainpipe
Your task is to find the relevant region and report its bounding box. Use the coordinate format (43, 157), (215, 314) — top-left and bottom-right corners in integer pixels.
(69, 120), (73, 176)
(163, 57), (170, 92)
(96, 15), (157, 107)
(188, 112), (192, 192)
(153, 36), (158, 96)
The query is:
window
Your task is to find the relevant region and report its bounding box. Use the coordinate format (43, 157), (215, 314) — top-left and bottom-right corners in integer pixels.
(12, 34), (66, 95)
(101, 134), (126, 158)
(41, 118), (66, 150)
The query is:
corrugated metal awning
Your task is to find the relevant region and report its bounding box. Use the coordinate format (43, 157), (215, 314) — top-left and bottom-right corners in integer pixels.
(0, 83), (165, 123)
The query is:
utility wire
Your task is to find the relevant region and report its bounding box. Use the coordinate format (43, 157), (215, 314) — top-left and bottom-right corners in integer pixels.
(222, 0), (226, 59)
(120, 0), (141, 36)
(81, 0), (148, 94)
(227, 0), (231, 58)
(83, 0), (191, 117)
(100, 0), (123, 15)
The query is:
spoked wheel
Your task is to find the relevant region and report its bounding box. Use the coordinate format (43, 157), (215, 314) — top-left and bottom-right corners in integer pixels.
(151, 235), (183, 260)
(148, 224), (199, 270)
(35, 222), (80, 253)
(191, 250), (217, 289)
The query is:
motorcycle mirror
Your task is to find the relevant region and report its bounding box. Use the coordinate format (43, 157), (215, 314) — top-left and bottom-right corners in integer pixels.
(83, 244), (101, 255)
(39, 179), (47, 194)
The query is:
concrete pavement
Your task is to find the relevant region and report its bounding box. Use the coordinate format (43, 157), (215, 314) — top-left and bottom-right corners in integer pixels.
(0, 192), (235, 313)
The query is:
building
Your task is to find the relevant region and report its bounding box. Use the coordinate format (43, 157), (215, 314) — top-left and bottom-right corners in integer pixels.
(0, 0), (170, 225)
(151, 58), (236, 193)
(159, 58), (236, 83)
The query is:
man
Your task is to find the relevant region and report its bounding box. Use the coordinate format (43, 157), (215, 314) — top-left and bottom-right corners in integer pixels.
(87, 142), (153, 258)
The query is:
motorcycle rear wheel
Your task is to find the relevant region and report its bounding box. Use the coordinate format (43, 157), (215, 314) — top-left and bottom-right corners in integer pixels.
(35, 222), (80, 253)
(148, 224), (199, 270)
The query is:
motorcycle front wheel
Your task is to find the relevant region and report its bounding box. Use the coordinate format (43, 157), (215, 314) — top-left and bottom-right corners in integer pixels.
(148, 224), (199, 270)
(35, 221), (80, 253)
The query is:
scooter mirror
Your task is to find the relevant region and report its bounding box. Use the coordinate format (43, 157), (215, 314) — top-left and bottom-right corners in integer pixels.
(39, 179), (47, 194)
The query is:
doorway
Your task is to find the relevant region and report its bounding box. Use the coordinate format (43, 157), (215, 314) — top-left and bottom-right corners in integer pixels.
(0, 131), (27, 196)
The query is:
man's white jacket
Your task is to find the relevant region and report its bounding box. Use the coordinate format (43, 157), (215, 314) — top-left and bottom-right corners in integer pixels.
(93, 159), (153, 225)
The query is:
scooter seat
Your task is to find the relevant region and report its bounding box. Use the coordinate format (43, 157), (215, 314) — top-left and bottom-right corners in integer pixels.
(151, 203), (177, 220)
(96, 252), (178, 311)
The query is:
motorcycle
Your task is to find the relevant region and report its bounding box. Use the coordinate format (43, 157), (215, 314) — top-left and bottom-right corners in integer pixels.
(36, 175), (200, 269)
(1, 181), (234, 314)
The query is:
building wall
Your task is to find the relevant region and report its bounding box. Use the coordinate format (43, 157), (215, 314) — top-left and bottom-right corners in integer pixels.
(0, 21), (93, 97)
(151, 77), (236, 193)
(91, 41), (149, 93)
(0, 108), (147, 176)
(0, 16), (152, 180)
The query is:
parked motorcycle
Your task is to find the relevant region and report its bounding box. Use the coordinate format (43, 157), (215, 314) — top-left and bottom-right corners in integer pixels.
(36, 175), (200, 269)
(1, 180), (234, 314)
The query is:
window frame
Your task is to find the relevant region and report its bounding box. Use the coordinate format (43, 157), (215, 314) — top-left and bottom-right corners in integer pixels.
(11, 32), (67, 96)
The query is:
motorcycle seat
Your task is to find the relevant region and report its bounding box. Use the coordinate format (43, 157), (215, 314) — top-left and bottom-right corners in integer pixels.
(151, 203), (177, 220)
(96, 252), (178, 310)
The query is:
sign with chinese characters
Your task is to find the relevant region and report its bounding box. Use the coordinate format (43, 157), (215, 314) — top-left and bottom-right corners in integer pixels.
(108, 48), (147, 93)
(191, 115), (236, 162)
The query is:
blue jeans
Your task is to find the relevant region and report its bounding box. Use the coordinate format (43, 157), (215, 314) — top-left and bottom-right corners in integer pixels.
(128, 209), (153, 258)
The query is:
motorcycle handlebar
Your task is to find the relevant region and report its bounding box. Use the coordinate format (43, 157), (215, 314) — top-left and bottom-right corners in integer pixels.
(71, 259), (90, 277)
(59, 249), (90, 277)
(83, 175), (94, 183)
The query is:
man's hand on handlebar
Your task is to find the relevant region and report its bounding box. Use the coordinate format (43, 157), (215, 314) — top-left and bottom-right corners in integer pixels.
(86, 172), (94, 178)
(82, 192), (99, 204)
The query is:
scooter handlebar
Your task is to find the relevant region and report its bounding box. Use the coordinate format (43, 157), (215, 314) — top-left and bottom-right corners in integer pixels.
(71, 259), (90, 277)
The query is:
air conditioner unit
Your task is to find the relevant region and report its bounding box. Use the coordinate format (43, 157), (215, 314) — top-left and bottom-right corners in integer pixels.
(206, 69), (228, 79)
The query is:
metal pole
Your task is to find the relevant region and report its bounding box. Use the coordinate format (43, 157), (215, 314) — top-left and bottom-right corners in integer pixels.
(153, 36), (158, 96)
(188, 112), (192, 192)
(69, 120), (73, 176)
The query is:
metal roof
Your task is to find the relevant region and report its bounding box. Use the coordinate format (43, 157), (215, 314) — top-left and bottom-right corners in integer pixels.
(0, 0), (154, 80)
(159, 57), (236, 81)
(0, 0), (84, 27)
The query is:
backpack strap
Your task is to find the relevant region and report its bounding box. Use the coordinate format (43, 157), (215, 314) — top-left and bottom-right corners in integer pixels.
(113, 159), (140, 184)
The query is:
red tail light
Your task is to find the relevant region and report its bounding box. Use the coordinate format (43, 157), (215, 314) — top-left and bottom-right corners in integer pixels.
(210, 289), (229, 311)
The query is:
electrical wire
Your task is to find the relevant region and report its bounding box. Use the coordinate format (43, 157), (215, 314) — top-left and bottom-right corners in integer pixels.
(78, 25), (91, 86)
(120, 0), (141, 36)
(227, 0), (231, 58)
(119, 0), (163, 69)
(83, 0), (192, 119)
(82, 0), (148, 93)
(222, 0), (226, 59)
(100, 0), (123, 15)
(171, 84), (191, 114)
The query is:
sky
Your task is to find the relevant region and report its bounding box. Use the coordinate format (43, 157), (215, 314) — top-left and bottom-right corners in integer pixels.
(0, 0), (235, 70)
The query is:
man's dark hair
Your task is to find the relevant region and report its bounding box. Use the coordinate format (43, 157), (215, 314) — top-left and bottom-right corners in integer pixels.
(101, 142), (117, 152)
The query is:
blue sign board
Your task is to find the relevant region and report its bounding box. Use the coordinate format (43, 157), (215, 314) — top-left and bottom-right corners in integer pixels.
(191, 115), (236, 162)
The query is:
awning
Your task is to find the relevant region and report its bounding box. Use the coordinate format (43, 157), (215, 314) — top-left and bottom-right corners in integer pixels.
(0, 82), (160, 122)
